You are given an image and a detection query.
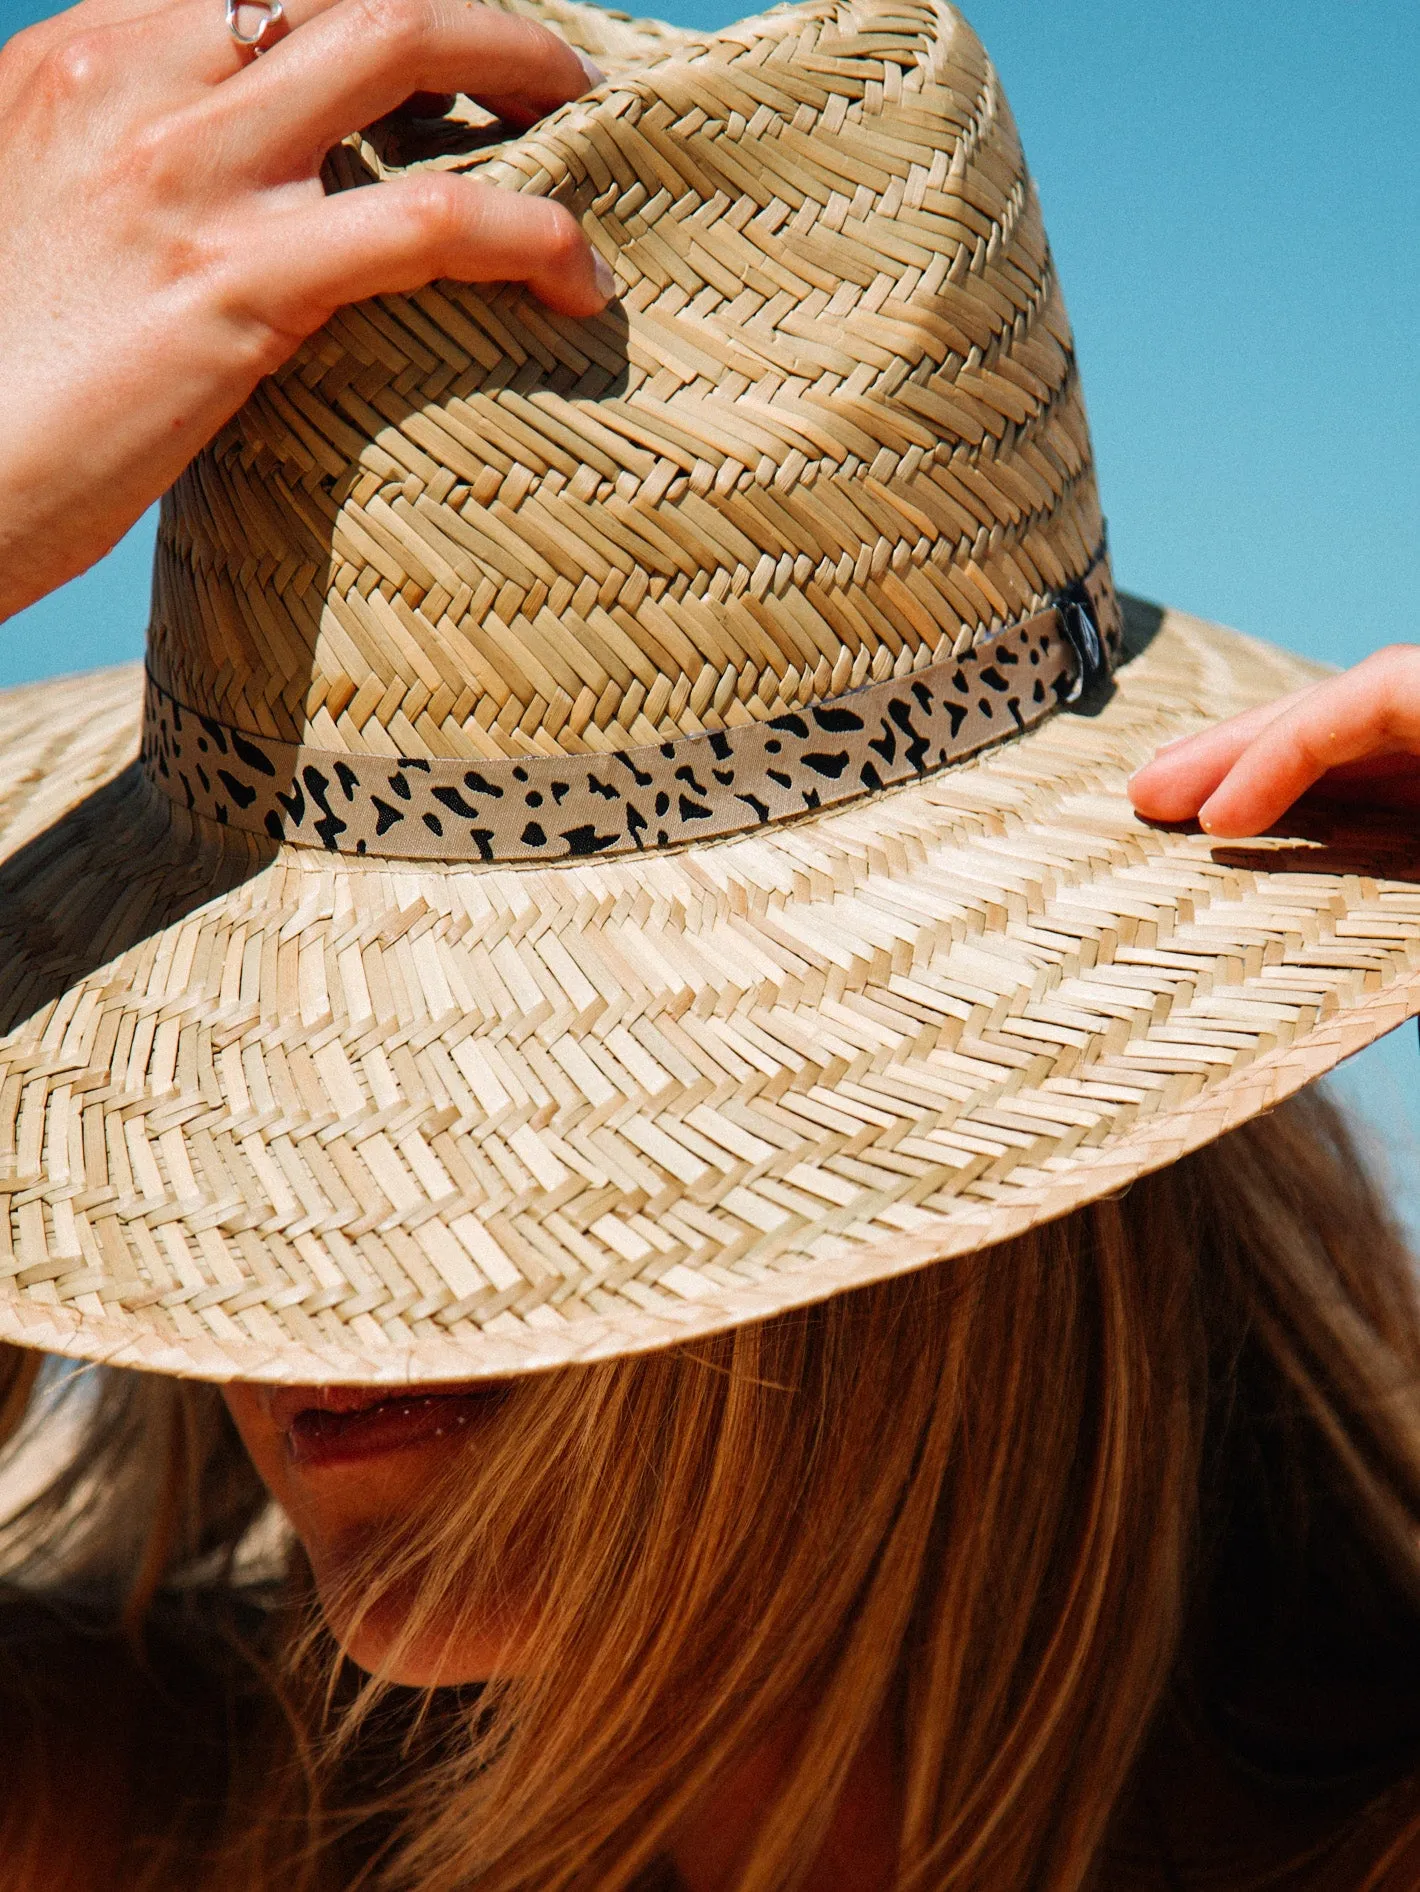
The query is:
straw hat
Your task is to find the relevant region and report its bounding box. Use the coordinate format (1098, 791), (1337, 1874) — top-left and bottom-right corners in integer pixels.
(2, 0), (1417, 1386)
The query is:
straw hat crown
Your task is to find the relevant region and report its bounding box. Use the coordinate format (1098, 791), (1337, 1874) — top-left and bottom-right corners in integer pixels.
(148, 0), (1104, 776)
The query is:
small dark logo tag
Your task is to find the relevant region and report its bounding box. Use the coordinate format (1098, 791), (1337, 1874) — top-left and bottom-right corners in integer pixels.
(1059, 591), (1108, 702)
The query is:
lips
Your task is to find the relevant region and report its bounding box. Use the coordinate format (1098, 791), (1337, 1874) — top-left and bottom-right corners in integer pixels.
(268, 1382), (509, 1468)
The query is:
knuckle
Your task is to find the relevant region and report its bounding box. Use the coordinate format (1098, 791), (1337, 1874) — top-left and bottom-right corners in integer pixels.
(123, 110), (183, 173)
(32, 26), (112, 101)
(0, 20), (48, 74)
(536, 204), (585, 268)
(352, 0), (428, 58)
(505, 14), (566, 77)
(229, 313), (304, 380)
(210, 264), (315, 371)
(106, 109), (196, 207)
(1369, 650), (1420, 736)
(1292, 729), (1333, 770)
(405, 174), (465, 245)
(1365, 643), (1420, 673)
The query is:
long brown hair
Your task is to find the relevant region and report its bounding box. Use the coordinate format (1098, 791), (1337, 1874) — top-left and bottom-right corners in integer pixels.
(4, 1087), (1420, 1890)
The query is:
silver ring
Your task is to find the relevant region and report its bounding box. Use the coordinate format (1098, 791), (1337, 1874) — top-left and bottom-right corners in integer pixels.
(225, 0), (286, 53)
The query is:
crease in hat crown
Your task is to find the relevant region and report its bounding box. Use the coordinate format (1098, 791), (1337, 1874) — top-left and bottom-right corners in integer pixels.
(144, 0), (1112, 844)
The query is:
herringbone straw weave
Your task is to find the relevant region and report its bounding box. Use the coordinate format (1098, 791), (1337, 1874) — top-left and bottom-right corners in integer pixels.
(153, 0), (1105, 768)
(0, 0), (1417, 1383)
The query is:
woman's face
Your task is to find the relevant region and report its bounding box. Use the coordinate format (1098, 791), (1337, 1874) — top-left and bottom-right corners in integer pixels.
(221, 1379), (522, 1684)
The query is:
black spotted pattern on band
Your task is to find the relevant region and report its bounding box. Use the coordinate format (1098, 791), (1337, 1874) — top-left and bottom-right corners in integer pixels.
(140, 556), (1121, 864)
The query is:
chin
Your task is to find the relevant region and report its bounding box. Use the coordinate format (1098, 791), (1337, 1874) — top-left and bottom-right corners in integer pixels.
(310, 1559), (520, 1687)
(331, 1614), (495, 1688)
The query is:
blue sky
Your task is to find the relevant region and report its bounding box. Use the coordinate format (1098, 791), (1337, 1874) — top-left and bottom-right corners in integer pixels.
(3, 0), (1418, 1213)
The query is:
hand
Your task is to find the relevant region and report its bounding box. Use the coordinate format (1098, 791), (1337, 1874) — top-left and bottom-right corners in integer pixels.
(0, 0), (611, 621)
(1128, 644), (1420, 837)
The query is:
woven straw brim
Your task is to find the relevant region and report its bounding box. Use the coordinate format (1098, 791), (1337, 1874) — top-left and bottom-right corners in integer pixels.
(1, 601), (1418, 1385)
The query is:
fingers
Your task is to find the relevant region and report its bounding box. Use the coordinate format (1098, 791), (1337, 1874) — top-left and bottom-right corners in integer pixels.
(1198, 647), (1420, 836)
(130, 0), (360, 88)
(1129, 646), (1420, 838)
(1127, 685), (1318, 823)
(217, 0), (595, 170)
(231, 170), (614, 333)
(0, 0), (340, 99)
(2, 0), (600, 195)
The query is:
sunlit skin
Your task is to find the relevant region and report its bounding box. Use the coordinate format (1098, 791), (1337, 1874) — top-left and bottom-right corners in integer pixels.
(220, 1379), (901, 1892)
(1128, 642), (1420, 836)
(0, 0), (613, 624)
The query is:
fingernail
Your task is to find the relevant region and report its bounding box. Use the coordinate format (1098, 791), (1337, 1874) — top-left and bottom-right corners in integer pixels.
(593, 254), (617, 302)
(575, 50), (605, 88)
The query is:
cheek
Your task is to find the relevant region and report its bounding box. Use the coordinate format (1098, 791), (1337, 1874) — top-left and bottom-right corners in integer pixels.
(219, 1383), (291, 1506)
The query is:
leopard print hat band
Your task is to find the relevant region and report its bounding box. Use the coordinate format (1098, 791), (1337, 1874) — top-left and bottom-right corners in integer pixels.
(140, 548), (1121, 866)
